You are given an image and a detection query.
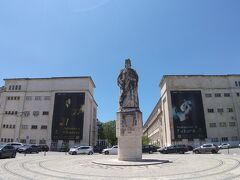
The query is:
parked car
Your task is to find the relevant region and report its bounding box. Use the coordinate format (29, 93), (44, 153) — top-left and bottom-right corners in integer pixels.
(218, 143), (230, 149)
(17, 144), (39, 153)
(159, 145), (188, 154)
(187, 145), (194, 151)
(102, 145), (118, 155)
(93, 146), (106, 153)
(37, 144), (49, 152)
(142, 145), (158, 154)
(68, 146), (93, 155)
(193, 144), (219, 154)
(6, 142), (24, 150)
(0, 144), (16, 158)
(59, 145), (69, 152)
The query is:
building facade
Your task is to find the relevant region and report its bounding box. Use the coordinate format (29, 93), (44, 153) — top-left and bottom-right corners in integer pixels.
(0, 77), (97, 150)
(143, 75), (240, 147)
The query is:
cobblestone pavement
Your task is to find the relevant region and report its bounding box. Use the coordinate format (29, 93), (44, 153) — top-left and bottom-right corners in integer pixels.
(0, 149), (240, 180)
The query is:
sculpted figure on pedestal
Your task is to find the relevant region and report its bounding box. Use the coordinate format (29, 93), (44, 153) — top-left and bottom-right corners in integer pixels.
(117, 59), (139, 111)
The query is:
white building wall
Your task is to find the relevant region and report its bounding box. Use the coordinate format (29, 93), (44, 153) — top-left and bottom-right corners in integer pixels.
(0, 77), (97, 149)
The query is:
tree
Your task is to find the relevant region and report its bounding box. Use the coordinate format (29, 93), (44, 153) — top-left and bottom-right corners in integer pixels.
(101, 120), (117, 146)
(142, 135), (150, 145)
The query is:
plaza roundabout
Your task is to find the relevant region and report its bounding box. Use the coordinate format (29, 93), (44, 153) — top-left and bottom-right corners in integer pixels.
(0, 151), (240, 180)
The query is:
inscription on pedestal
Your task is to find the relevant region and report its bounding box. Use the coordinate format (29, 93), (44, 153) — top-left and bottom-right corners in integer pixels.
(120, 112), (137, 136)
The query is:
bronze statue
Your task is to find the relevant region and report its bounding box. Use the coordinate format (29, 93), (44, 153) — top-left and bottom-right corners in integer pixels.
(117, 59), (139, 111)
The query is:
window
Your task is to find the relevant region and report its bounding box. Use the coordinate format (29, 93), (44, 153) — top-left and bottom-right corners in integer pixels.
(13, 125), (15, 129)
(20, 139), (26, 143)
(41, 125), (47, 129)
(205, 94), (212, 98)
(222, 137), (228, 142)
(227, 108), (233, 112)
(6, 125), (8, 128)
(42, 111), (49, 115)
(211, 138), (218, 142)
(17, 96), (20, 100)
(23, 111), (30, 117)
(9, 125), (12, 128)
(215, 93), (221, 97)
(229, 122), (236, 127)
(31, 125), (38, 129)
(0, 138), (3, 142)
(208, 109), (214, 113)
(39, 140), (46, 144)
(235, 81), (238, 87)
(7, 97), (10, 100)
(44, 96), (51, 100)
(33, 111), (39, 117)
(26, 96), (32, 101)
(29, 139), (36, 144)
(9, 85), (11, 90)
(14, 97), (17, 100)
(217, 108), (224, 113)
(209, 123), (216, 127)
(18, 85), (21, 90)
(219, 122), (227, 127)
(35, 96), (41, 101)
(237, 93), (240, 97)
(224, 93), (230, 97)
(239, 81), (240, 87)
(21, 125), (28, 129)
(231, 136), (238, 141)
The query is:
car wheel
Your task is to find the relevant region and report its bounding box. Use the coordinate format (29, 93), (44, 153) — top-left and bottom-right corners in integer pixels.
(194, 150), (200, 154)
(72, 151), (77, 155)
(179, 151), (184, 154)
(12, 153), (16, 158)
(149, 150), (153, 154)
(104, 151), (109, 155)
(211, 150), (217, 154)
(88, 151), (93, 155)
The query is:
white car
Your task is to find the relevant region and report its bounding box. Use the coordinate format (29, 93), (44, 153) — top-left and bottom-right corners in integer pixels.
(102, 145), (118, 155)
(6, 142), (24, 150)
(218, 143), (230, 149)
(68, 146), (93, 155)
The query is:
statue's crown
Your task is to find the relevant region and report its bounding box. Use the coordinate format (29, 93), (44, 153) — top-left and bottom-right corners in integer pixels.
(125, 59), (131, 67)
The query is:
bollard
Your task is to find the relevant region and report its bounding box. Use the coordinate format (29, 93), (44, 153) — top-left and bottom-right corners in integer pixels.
(228, 147), (230, 154)
(44, 151), (46, 156)
(24, 153), (26, 156)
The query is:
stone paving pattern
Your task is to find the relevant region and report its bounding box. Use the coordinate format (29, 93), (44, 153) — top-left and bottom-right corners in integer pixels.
(0, 149), (240, 180)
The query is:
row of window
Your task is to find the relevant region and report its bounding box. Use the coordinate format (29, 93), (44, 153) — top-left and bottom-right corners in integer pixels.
(207, 108), (233, 113)
(26, 96), (51, 101)
(2, 124), (16, 129)
(205, 92), (240, 98)
(211, 136), (238, 142)
(209, 122), (236, 127)
(21, 125), (47, 130)
(7, 96), (20, 101)
(0, 138), (46, 144)
(8, 85), (21, 91)
(235, 81), (240, 87)
(4, 111), (49, 116)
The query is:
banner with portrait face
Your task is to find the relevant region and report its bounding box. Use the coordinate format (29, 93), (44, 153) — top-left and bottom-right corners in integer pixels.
(171, 91), (207, 140)
(52, 93), (85, 140)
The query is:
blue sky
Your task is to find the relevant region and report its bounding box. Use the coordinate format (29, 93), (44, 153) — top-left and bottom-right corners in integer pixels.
(0, 0), (240, 123)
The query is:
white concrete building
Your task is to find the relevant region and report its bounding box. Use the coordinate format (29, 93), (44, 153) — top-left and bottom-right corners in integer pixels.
(0, 77), (97, 150)
(143, 75), (240, 147)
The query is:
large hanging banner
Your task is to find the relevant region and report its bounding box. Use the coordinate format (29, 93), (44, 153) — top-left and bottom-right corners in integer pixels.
(171, 91), (207, 140)
(52, 93), (85, 140)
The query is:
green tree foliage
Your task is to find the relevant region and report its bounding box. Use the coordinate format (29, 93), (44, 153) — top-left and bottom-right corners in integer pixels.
(99, 120), (117, 146)
(142, 135), (150, 145)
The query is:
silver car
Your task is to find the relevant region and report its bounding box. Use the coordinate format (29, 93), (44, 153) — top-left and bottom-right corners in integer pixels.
(193, 144), (219, 154)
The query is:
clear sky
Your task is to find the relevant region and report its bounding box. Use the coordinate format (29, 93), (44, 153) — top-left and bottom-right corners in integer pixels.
(0, 0), (240, 123)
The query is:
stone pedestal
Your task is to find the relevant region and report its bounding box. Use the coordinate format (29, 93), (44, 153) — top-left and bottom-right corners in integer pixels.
(116, 110), (143, 161)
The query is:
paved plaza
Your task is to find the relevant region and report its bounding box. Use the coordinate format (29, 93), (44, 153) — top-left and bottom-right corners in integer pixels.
(0, 149), (240, 180)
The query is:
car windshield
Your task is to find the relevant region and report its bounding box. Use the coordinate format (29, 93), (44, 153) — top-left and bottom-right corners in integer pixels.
(0, 145), (5, 149)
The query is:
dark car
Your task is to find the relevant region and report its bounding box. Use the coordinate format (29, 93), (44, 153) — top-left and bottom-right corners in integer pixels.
(17, 144), (39, 153)
(187, 145), (194, 151)
(159, 145), (188, 154)
(142, 145), (158, 154)
(0, 144), (16, 158)
(37, 145), (49, 152)
(93, 146), (106, 153)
